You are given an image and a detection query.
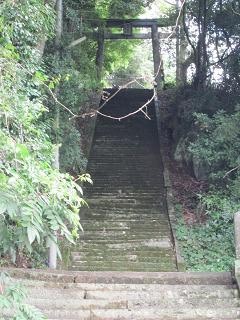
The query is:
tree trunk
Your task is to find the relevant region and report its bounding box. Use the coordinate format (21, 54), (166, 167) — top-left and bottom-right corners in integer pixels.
(151, 23), (164, 98)
(176, 0), (189, 85)
(48, 0), (63, 270)
(194, 0), (208, 89)
(96, 26), (105, 81)
(36, 0), (58, 58)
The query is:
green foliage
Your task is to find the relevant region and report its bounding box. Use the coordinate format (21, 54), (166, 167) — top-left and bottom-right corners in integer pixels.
(0, 0), (55, 64)
(176, 193), (237, 271)
(95, 0), (153, 18)
(0, 1), (92, 264)
(189, 109), (240, 186)
(104, 40), (140, 76)
(45, 54), (94, 172)
(171, 90), (240, 271)
(0, 272), (45, 320)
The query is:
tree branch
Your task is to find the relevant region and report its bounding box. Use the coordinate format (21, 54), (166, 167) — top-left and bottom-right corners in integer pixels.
(67, 36), (86, 48)
(224, 165), (240, 178)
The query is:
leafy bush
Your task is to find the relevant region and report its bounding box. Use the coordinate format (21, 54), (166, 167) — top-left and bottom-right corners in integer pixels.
(189, 110), (240, 181)
(176, 193), (237, 271)
(0, 0), (92, 264)
(0, 272), (45, 320)
(175, 106), (240, 271)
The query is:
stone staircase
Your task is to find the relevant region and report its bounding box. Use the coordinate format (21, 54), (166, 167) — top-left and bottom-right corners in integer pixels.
(71, 89), (177, 272)
(2, 269), (240, 320)
(2, 89), (240, 320)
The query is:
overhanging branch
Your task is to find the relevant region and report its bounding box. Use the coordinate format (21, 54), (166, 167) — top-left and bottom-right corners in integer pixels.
(67, 36), (87, 48)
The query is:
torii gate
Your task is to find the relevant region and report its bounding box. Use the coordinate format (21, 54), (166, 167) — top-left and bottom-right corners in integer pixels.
(89, 19), (172, 98)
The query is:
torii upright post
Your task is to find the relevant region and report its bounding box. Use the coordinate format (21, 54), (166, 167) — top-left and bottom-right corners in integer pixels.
(96, 26), (105, 81)
(151, 23), (163, 99)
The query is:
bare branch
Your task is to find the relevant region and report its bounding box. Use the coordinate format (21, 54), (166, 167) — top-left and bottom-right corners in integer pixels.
(224, 165), (240, 178)
(67, 36), (86, 48)
(44, 84), (76, 117)
(232, 7), (240, 16)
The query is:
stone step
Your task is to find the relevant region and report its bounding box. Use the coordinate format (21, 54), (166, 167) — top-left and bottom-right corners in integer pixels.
(85, 198), (165, 204)
(27, 307), (240, 320)
(71, 253), (175, 264)
(86, 198), (164, 204)
(87, 192), (162, 196)
(80, 227), (171, 234)
(78, 235), (172, 243)
(80, 223), (171, 232)
(71, 247), (174, 256)
(74, 243), (174, 252)
(15, 304), (240, 320)
(27, 296), (240, 310)
(81, 209), (168, 215)
(81, 213), (169, 220)
(14, 276), (235, 290)
(27, 298), (128, 310)
(86, 174), (163, 180)
(70, 265), (176, 272)
(85, 204), (164, 210)
(23, 285), (238, 300)
(79, 233), (172, 242)
(88, 187), (164, 191)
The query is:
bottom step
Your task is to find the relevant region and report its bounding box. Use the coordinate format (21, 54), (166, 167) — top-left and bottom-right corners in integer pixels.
(38, 308), (240, 320)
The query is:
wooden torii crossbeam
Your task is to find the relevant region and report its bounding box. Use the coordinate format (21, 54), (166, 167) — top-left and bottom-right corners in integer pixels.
(91, 18), (170, 28)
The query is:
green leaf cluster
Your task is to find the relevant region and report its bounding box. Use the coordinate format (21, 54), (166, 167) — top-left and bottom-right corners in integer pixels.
(176, 194), (237, 271)
(0, 1), (91, 264)
(0, 272), (45, 320)
(189, 109), (240, 189)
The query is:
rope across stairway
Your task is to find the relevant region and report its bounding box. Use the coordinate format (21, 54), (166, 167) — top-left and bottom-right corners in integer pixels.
(70, 89), (177, 272)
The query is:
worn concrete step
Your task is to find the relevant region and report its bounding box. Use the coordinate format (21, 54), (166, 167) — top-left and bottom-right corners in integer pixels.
(79, 234), (172, 242)
(78, 235), (172, 243)
(27, 307), (240, 320)
(27, 296), (240, 310)
(22, 284), (238, 303)
(88, 160), (161, 163)
(88, 188), (164, 193)
(86, 198), (163, 205)
(89, 179), (163, 184)
(14, 277), (236, 290)
(80, 218), (170, 226)
(74, 243), (174, 253)
(80, 218), (167, 225)
(88, 166), (161, 170)
(80, 216), (168, 223)
(80, 229), (172, 236)
(70, 265), (176, 272)
(71, 254), (175, 264)
(71, 247), (174, 256)
(81, 212), (169, 218)
(80, 224), (171, 232)
(87, 192), (163, 197)
(82, 208), (167, 214)
(81, 217), (169, 224)
(88, 185), (165, 193)
(81, 219), (170, 226)
(86, 192), (163, 197)
(85, 206), (165, 212)
(26, 288), (236, 303)
(27, 298), (128, 310)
